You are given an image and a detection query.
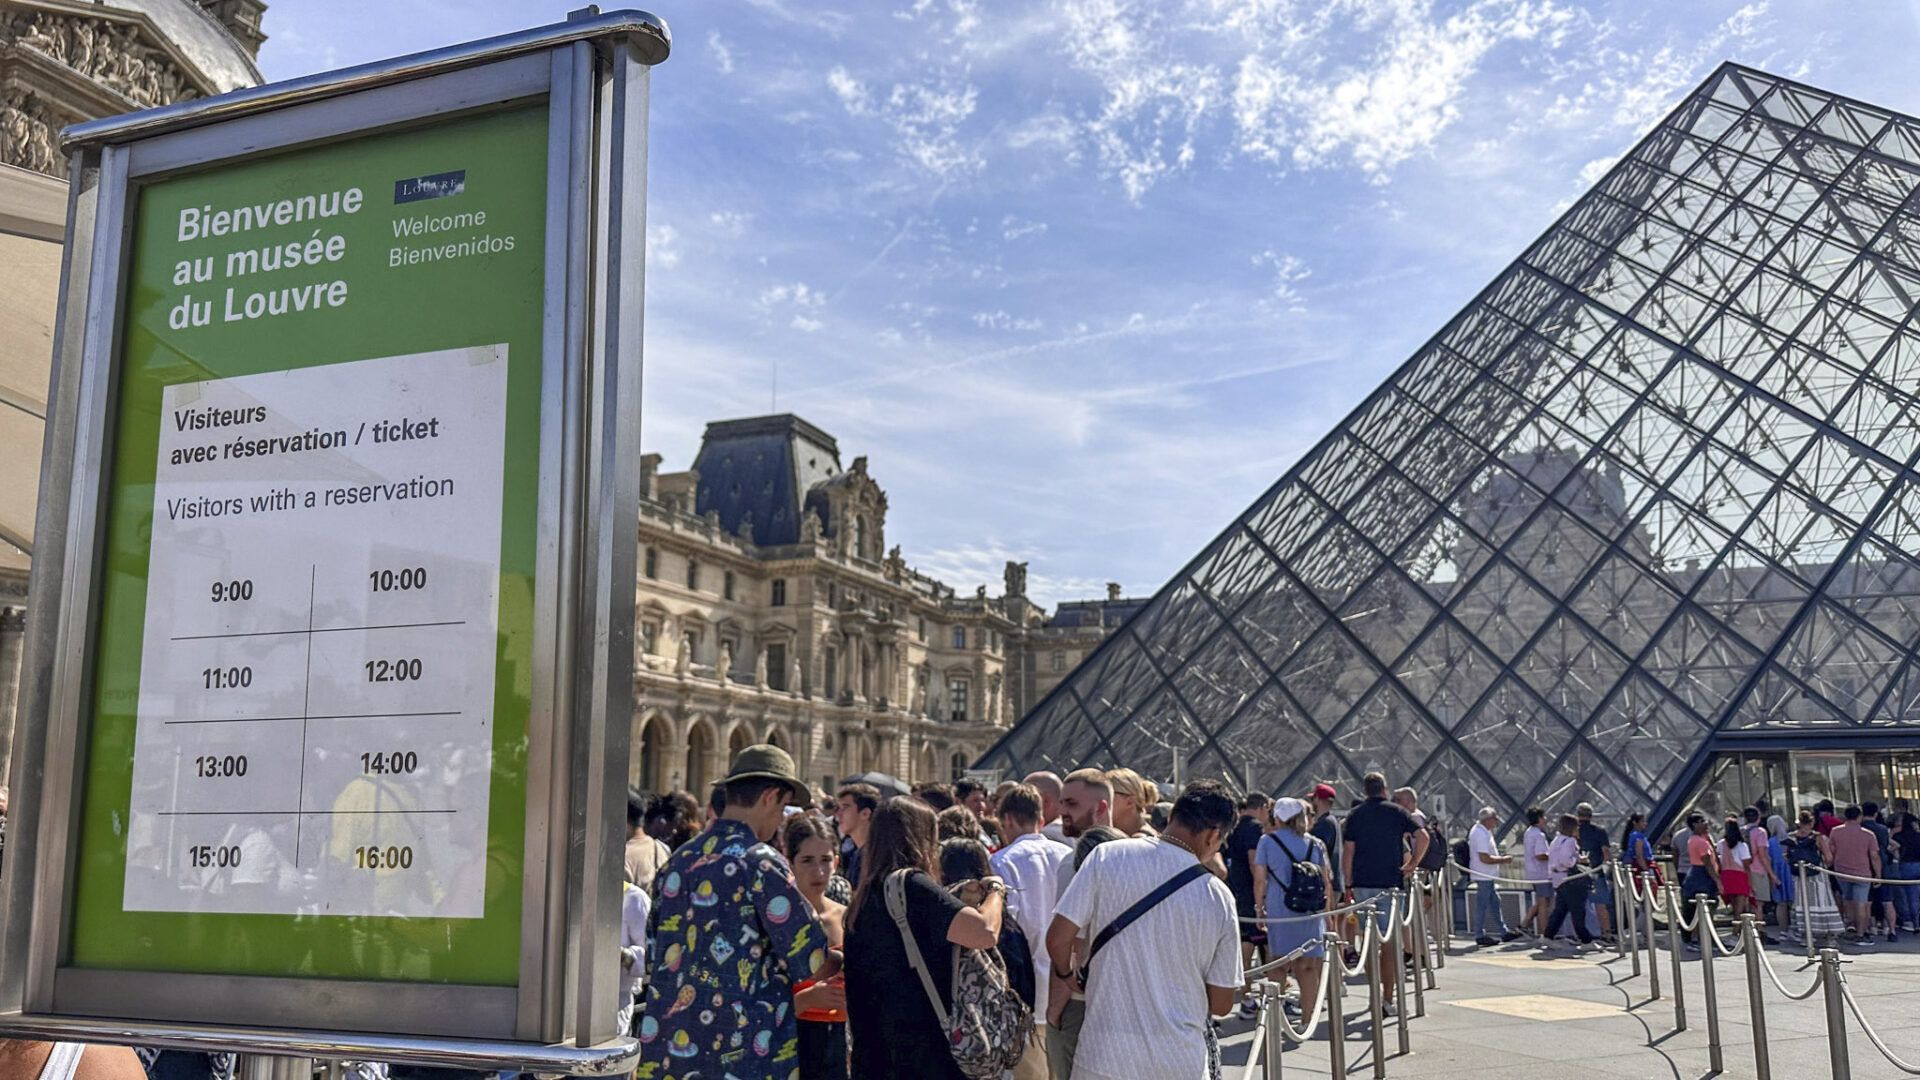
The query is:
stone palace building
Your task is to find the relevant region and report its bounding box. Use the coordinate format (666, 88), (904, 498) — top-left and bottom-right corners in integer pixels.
(628, 414), (1143, 797)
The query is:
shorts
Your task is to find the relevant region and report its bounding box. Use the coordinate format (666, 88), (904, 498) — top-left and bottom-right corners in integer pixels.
(1869, 883), (1888, 904)
(1837, 880), (1869, 903)
(1353, 886), (1396, 935)
(1589, 876), (1613, 905)
(1532, 881), (1555, 901)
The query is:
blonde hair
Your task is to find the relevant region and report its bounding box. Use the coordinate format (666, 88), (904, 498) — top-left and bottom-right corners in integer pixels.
(1107, 767), (1158, 834)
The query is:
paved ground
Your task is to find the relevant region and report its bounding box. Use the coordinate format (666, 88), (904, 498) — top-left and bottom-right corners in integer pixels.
(1213, 927), (1920, 1079)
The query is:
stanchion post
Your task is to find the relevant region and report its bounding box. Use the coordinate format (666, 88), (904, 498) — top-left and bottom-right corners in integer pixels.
(1621, 865), (1640, 977)
(1437, 863), (1452, 964)
(1819, 948), (1849, 1080)
(1264, 979), (1286, 1080)
(1418, 872), (1436, 991)
(1666, 885), (1687, 1031)
(1367, 912), (1387, 1080)
(1642, 872), (1659, 1001)
(1613, 863), (1629, 962)
(236, 1055), (315, 1080)
(1801, 864), (1816, 960)
(1697, 897), (1722, 1074)
(1741, 915), (1770, 1080)
(1392, 891), (1410, 1058)
(1410, 880), (1428, 1016)
(1325, 932), (1348, 1080)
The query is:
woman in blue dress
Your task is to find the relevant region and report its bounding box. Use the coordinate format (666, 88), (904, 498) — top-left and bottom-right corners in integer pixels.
(1253, 797), (1328, 1018)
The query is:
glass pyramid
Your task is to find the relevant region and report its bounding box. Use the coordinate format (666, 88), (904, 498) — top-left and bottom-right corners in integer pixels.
(977, 63), (1920, 829)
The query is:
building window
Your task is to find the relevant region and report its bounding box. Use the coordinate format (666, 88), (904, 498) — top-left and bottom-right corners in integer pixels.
(767, 642), (787, 691)
(1052, 650), (1066, 673)
(828, 582), (839, 608)
(644, 547), (657, 579)
(824, 648), (838, 698)
(641, 621), (659, 655)
(952, 626), (966, 650)
(683, 630), (701, 663)
(723, 570), (736, 601)
(771, 578), (787, 606)
(948, 678), (969, 723)
(686, 559), (699, 591)
(917, 617), (927, 641)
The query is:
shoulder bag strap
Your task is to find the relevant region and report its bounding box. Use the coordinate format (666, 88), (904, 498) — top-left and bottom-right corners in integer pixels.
(885, 869), (952, 1032)
(1086, 863), (1210, 968)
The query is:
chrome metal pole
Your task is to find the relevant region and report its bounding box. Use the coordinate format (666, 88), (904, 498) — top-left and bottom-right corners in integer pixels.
(1613, 863), (1629, 962)
(1621, 865), (1640, 976)
(1368, 916), (1387, 1080)
(1819, 948), (1849, 1080)
(1325, 932), (1348, 1080)
(1643, 872), (1660, 1001)
(1801, 864), (1816, 960)
(1741, 916), (1770, 1080)
(1410, 880), (1428, 1016)
(1392, 890), (1410, 1058)
(1697, 897), (1722, 1074)
(1666, 885), (1687, 1031)
(1264, 979), (1286, 1080)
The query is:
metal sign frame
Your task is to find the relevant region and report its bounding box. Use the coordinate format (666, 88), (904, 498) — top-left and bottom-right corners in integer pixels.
(0, 9), (665, 1071)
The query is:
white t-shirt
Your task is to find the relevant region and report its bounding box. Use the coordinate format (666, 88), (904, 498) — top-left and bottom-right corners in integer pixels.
(621, 882), (651, 998)
(990, 830), (1072, 1016)
(1468, 822), (1502, 882)
(1522, 826), (1550, 882)
(1054, 837), (1242, 1080)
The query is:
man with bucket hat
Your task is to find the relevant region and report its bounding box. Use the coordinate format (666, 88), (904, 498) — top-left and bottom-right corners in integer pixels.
(639, 744), (839, 1080)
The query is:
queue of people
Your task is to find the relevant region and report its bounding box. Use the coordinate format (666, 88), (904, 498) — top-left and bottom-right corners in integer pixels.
(629, 745), (1243, 1080)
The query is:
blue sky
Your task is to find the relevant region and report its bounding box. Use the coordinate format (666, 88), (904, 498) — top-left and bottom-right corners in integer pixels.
(257, 1), (1917, 609)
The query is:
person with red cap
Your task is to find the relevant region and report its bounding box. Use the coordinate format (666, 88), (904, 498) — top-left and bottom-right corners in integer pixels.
(1307, 782), (1346, 948)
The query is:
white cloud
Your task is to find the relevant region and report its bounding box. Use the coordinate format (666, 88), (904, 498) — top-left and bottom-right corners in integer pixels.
(827, 65), (868, 111)
(1252, 249), (1310, 311)
(708, 210), (753, 237)
(791, 314), (825, 332)
(707, 29), (734, 75)
(648, 223), (680, 269)
(1001, 215), (1048, 241)
(972, 310), (1044, 331)
(831, 63), (984, 179)
(760, 281), (825, 308)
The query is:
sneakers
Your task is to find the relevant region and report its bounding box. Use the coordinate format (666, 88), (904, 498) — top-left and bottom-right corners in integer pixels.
(1501, 930), (1523, 942)
(1239, 998), (1260, 1020)
(1888, 930), (1898, 943)
(1475, 935), (1500, 947)
(1381, 1000), (1397, 1017)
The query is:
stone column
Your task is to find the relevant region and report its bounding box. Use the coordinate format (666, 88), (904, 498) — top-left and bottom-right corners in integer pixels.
(0, 605), (25, 785)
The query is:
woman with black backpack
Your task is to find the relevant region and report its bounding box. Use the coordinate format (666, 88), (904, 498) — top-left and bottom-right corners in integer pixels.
(1251, 797), (1328, 1019)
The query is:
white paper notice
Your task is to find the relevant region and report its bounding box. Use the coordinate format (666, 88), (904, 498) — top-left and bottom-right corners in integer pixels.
(122, 344), (509, 918)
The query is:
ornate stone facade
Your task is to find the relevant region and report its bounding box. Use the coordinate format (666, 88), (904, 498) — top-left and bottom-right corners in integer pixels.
(0, 0), (265, 177)
(631, 415), (1030, 797)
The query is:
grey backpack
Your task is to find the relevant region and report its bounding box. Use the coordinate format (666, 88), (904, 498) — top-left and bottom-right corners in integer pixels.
(885, 869), (1033, 1079)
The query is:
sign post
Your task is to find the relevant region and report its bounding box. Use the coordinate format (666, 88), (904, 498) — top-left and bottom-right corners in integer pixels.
(0, 9), (667, 1072)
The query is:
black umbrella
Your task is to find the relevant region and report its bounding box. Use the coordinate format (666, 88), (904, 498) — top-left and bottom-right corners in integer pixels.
(841, 771), (913, 798)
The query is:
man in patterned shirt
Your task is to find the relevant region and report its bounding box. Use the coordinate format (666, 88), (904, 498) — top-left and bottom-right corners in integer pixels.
(639, 745), (835, 1080)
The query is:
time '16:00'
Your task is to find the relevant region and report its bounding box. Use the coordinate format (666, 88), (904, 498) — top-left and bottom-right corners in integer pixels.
(354, 845), (414, 870)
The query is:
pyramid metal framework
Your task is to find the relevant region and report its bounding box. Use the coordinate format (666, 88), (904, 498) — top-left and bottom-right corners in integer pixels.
(976, 64), (1920, 831)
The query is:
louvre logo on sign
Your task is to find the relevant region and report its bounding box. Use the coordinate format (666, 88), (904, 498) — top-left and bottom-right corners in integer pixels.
(394, 170), (466, 204)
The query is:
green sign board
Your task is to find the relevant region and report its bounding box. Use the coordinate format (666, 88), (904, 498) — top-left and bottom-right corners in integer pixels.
(68, 103), (548, 986)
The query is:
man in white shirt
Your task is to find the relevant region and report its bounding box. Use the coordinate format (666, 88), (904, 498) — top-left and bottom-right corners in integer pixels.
(1046, 767), (1115, 1077)
(1027, 770), (1067, 845)
(1467, 807), (1519, 947)
(1520, 806), (1553, 939)
(991, 784), (1073, 1080)
(1047, 780), (1243, 1080)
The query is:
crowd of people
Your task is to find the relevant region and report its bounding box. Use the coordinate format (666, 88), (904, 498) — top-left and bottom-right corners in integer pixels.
(628, 750), (1527, 1080)
(628, 745), (1275, 1080)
